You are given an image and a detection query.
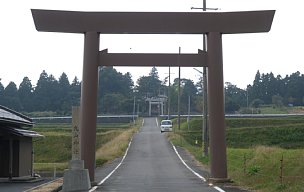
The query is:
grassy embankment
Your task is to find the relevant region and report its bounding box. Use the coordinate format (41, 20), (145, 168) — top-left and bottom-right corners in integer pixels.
(32, 119), (141, 172)
(167, 116), (304, 192)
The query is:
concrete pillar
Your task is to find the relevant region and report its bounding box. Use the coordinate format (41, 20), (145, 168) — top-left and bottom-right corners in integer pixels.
(80, 31), (99, 182)
(161, 101), (164, 115)
(149, 100), (152, 116)
(207, 32), (228, 180)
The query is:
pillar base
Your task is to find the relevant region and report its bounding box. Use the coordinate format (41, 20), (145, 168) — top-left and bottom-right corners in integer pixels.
(63, 160), (91, 192)
(208, 177), (231, 184)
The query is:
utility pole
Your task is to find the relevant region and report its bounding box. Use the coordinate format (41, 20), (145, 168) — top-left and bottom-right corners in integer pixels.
(133, 96), (136, 124)
(187, 95), (190, 131)
(178, 47), (181, 131)
(192, 0), (218, 157)
(166, 67), (175, 120)
(202, 0), (209, 157)
(168, 66), (171, 120)
(193, 67), (208, 157)
(246, 86), (249, 109)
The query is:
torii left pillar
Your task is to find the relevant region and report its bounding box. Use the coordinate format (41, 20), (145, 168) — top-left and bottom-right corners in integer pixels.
(80, 31), (99, 181)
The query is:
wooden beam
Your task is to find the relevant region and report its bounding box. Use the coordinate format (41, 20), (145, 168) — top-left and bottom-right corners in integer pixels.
(31, 9), (275, 34)
(99, 49), (207, 67)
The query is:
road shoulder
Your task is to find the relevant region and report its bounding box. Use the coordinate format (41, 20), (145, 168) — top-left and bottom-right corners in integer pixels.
(173, 144), (251, 192)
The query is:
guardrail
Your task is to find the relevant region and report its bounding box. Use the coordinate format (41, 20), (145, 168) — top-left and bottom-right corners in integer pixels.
(31, 115), (139, 120)
(160, 113), (304, 118)
(31, 115), (139, 124)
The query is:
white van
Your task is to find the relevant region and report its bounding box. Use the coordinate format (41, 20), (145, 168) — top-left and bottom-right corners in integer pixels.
(160, 120), (173, 133)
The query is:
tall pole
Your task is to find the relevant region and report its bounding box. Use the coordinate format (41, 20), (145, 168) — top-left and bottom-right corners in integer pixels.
(187, 95), (190, 131)
(202, 0), (209, 157)
(168, 66), (171, 119)
(207, 32), (227, 179)
(80, 31), (99, 181)
(133, 96), (136, 124)
(246, 86), (249, 109)
(178, 47), (181, 131)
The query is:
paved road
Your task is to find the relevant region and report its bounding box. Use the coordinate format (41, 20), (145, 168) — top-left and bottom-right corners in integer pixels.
(95, 117), (218, 192)
(0, 178), (52, 192)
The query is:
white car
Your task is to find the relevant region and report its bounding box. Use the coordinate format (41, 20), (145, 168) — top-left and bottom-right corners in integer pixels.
(160, 120), (173, 133)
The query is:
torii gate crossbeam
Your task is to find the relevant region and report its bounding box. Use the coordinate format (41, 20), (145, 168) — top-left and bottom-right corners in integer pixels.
(31, 9), (275, 182)
(99, 49), (207, 67)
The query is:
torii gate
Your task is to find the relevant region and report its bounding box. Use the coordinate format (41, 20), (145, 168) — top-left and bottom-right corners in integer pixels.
(31, 10), (275, 182)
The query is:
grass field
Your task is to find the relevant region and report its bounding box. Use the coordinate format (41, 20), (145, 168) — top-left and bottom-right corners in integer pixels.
(32, 119), (141, 172)
(31, 116), (304, 191)
(168, 116), (304, 192)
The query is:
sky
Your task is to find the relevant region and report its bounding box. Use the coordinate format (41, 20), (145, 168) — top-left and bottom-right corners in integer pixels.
(0, 0), (303, 89)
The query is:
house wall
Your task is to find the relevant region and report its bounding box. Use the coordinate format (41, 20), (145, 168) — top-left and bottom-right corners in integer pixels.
(19, 138), (32, 177)
(0, 139), (9, 177)
(0, 137), (33, 178)
(12, 140), (19, 177)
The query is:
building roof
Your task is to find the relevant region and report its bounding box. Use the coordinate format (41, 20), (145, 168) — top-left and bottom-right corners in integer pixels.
(0, 126), (43, 138)
(0, 105), (33, 127)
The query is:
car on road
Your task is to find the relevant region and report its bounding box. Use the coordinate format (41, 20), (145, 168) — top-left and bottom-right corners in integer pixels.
(160, 119), (173, 133)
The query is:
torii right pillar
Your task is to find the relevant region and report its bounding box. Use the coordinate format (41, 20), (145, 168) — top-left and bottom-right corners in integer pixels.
(207, 32), (228, 181)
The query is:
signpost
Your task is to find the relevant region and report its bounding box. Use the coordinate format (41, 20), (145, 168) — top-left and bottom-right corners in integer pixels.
(63, 106), (91, 191)
(72, 106), (80, 160)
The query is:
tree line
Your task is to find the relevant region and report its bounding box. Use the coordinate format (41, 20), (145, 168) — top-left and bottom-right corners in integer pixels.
(0, 68), (304, 116)
(225, 70), (304, 113)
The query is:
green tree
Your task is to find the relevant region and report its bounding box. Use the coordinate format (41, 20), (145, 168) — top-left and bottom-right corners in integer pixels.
(225, 97), (240, 113)
(169, 78), (198, 114)
(68, 76), (81, 107)
(3, 82), (21, 110)
(251, 98), (264, 109)
(100, 93), (125, 114)
(260, 72), (277, 104)
(34, 70), (60, 111)
(98, 67), (134, 114)
(99, 67), (133, 97)
(285, 71), (304, 105)
(58, 72), (71, 113)
(249, 70), (263, 102)
(272, 94), (283, 108)
(18, 77), (33, 111)
(180, 79), (197, 114)
(225, 82), (246, 113)
(136, 67), (162, 98)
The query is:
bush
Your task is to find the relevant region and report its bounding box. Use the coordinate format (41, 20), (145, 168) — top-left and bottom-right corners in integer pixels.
(247, 165), (261, 176)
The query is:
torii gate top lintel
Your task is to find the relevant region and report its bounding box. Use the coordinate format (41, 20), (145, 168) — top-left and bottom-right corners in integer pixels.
(31, 9), (275, 34)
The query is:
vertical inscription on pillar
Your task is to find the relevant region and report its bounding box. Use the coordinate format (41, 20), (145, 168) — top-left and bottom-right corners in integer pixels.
(72, 106), (80, 160)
